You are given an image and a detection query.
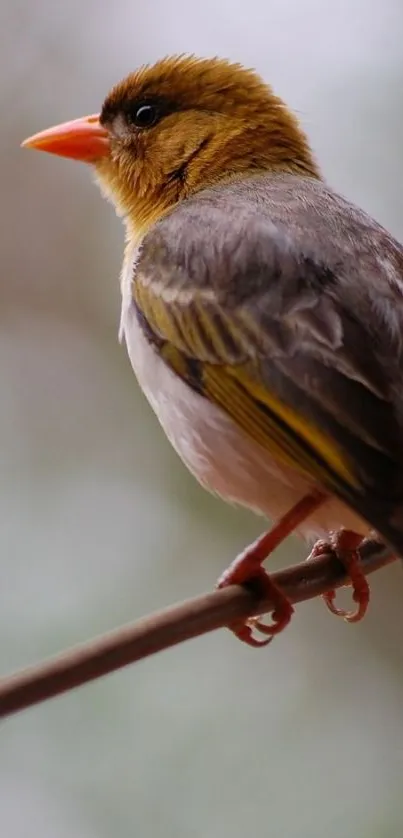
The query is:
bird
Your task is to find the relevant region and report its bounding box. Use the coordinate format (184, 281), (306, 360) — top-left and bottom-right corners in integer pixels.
(22, 54), (403, 647)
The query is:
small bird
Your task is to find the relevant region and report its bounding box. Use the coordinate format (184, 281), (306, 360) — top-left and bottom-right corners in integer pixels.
(23, 55), (403, 646)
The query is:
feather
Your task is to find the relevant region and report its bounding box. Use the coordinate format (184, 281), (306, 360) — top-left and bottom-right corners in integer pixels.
(132, 172), (403, 552)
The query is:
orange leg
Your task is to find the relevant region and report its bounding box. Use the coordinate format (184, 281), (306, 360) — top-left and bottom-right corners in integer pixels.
(310, 529), (370, 623)
(216, 490), (327, 647)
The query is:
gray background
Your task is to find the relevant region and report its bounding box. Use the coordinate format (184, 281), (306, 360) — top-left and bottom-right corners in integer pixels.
(1, 1), (403, 835)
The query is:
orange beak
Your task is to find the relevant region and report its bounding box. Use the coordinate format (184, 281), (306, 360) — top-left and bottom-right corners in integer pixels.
(21, 114), (110, 163)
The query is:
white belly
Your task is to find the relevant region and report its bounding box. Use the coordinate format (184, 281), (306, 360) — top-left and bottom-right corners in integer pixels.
(120, 289), (369, 543)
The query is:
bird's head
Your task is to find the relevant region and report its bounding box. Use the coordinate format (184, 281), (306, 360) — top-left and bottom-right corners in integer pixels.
(23, 55), (320, 238)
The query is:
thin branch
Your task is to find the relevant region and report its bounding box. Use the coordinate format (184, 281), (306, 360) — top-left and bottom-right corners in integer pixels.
(0, 538), (396, 719)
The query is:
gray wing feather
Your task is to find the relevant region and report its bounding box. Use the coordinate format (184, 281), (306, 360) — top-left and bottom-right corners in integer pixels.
(137, 172), (403, 548)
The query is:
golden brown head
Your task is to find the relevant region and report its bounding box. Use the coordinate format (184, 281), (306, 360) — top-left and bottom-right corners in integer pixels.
(23, 55), (320, 236)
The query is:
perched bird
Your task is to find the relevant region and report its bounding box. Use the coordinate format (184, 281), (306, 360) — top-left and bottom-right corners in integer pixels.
(22, 55), (403, 646)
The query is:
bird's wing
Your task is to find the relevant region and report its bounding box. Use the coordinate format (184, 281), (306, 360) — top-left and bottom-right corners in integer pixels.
(133, 179), (403, 545)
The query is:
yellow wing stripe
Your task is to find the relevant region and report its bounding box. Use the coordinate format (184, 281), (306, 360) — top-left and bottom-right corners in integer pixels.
(135, 282), (244, 362)
(134, 281), (359, 493)
(204, 364), (360, 492)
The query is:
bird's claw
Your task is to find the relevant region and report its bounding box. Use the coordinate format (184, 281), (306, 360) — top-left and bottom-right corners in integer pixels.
(310, 530), (369, 623)
(227, 619), (274, 648)
(216, 492), (325, 647)
(217, 563), (294, 648)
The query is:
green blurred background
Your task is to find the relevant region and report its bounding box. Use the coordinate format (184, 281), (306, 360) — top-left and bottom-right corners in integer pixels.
(1, 1), (403, 835)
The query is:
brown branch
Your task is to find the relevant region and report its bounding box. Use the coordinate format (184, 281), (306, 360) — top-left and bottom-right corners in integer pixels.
(0, 538), (396, 719)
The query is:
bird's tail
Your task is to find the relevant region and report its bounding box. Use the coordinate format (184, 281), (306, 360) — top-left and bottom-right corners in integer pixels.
(351, 495), (403, 561)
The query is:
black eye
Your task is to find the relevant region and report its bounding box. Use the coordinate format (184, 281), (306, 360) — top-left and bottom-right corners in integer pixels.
(127, 102), (160, 129)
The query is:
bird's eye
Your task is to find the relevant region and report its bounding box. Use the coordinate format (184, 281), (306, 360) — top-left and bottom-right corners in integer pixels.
(126, 102), (160, 129)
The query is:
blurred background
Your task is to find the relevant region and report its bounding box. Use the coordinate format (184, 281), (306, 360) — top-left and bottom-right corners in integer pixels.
(1, 0), (403, 835)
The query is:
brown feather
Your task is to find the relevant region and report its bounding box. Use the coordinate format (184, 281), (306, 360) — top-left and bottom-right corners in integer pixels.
(94, 55), (319, 235)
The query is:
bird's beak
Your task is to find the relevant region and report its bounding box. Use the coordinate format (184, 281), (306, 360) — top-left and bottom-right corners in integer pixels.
(21, 114), (110, 163)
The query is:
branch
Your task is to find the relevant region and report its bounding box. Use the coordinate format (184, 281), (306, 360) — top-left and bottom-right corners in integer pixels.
(0, 538), (395, 719)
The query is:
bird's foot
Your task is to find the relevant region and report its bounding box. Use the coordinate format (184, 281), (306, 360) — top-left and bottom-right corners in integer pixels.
(216, 490), (326, 647)
(310, 529), (369, 623)
(217, 547), (294, 647)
